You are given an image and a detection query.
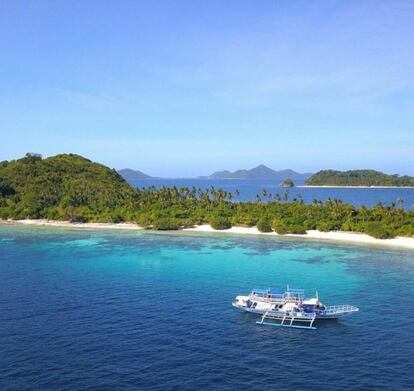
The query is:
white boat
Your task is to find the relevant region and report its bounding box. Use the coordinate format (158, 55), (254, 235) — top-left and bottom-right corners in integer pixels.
(232, 286), (359, 329)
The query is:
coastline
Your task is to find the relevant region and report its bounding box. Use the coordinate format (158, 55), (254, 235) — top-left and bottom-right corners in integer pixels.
(184, 225), (414, 249)
(0, 219), (143, 231)
(298, 185), (414, 189)
(1, 219), (414, 250)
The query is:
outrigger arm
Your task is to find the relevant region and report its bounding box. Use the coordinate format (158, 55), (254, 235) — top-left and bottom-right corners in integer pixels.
(256, 311), (317, 330)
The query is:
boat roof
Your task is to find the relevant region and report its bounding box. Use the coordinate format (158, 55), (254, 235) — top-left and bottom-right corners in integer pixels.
(302, 298), (319, 305)
(252, 288), (284, 295)
(252, 288), (305, 296)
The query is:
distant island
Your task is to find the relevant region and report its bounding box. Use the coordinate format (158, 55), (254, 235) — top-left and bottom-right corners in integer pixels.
(200, 165), (311, 180)
(0, 154), (413, 240)
(118, 168), (152, 181)
(280, 178), (294, 188)
(306, 169), (414, 187)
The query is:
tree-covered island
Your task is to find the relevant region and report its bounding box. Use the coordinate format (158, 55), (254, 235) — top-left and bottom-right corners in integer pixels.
(1, 154), (413, 239)
(280, 178), (294, 188)
(306, 169), (414, 187)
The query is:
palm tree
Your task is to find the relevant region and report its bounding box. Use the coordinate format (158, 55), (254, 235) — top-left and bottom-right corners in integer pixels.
(359, 205), (367, 223)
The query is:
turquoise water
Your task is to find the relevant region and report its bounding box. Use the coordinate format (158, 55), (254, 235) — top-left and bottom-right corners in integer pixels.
(1, 226), (413, 390)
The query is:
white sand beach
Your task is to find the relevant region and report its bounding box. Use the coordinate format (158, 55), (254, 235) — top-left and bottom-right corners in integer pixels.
(3, 219), (143, 230)
(2, 219), (414, 250)
(184, 225), (414, 250)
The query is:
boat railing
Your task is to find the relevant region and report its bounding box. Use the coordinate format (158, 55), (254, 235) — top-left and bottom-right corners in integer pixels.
(249, 294), (285, 303)
(323, 305), (359, 314)
(249, 295), (303, 305)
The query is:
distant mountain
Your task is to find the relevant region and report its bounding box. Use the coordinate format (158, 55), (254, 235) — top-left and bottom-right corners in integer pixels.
(200, 165), (312, 180)
(118, 168), (152, 181)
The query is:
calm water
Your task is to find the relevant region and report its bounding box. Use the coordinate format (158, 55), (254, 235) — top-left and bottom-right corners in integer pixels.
(1, 226), (414, 390)
(132, 178), (414, 209)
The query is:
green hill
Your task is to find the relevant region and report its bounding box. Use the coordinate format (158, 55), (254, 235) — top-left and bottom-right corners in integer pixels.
(306, 169), (414, 187)
(0, 153), (137, 222)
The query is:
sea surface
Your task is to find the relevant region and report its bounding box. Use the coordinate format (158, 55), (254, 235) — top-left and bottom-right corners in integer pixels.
(1, 226), (414, 390)
(131, 178), (414, 209)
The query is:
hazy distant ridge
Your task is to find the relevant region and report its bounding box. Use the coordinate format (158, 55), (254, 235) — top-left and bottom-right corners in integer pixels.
(118, 168), (152, 180)
(200, 165), (312, 180)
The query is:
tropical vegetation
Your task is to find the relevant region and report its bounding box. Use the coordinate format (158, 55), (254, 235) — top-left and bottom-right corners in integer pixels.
(307, 169), (414, 187)
(1, 154), (414, 239)
(280, 178), (294, 187)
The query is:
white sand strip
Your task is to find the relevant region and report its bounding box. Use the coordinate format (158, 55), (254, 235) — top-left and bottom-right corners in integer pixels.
(184, 225), (414, 250)
(3, 219), (143, 230)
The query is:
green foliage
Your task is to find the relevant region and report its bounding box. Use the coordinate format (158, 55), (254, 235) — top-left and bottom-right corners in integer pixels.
(210, 216), (231, 230)
(136, 213), (153, 229)
(0, 178), (15, 197)
(307, 169), (414, 187)
(0, 153), (136, 221)
(0, 207), (11, 220)
(280, 178), (294, 187)
(315, 221), (332, 232)
(395, 225), (414, 237)
(272, 219), (288, 235)
(257, 217), (273, 232)
(288, 224), (307, 234)
(363, 222), (396, 239)
(152, 217), (181, 230)
(231, 214), (257, 227)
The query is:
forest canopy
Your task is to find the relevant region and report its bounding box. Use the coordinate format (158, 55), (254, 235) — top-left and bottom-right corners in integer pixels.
(306, 169), (414, 187)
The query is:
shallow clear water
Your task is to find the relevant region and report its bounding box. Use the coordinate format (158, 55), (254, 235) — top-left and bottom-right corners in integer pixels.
(1, 226), (413, 390)
(131, 178), (414, 209)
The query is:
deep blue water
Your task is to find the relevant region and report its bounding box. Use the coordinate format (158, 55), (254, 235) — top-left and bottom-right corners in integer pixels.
(1, 226), (414, 390)
(131, 178), (414, 209)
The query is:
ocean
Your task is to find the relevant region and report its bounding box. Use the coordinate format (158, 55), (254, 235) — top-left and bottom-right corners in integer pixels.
(130, 178), (414, 209)
(1, 225), (413, 390)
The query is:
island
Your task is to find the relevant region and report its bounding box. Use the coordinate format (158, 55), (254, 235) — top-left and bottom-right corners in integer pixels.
(199, 165), (311, 180)
(1, 153), (413, 243)
(305, 169), (414, 187)
(118, 168), (152, 181)
(279, 178), (294, 188)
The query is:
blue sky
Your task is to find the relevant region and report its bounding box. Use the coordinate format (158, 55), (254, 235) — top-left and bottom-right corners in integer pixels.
(1, 1), (413, 177)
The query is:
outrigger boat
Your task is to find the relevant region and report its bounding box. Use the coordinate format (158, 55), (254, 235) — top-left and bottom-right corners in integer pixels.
(232, 286), (359, 329)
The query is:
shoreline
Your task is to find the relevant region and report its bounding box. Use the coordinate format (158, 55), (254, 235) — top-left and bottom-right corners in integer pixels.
(0, 219), (143, 231)
(184, 225), (414, 250)
(298, 185), (414, 189)
(1, 219), (414, 250)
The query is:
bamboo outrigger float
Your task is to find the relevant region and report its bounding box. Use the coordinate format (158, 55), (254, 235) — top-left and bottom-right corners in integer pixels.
(233, 286), (359, 330)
